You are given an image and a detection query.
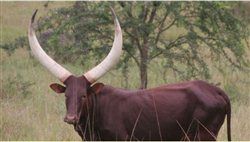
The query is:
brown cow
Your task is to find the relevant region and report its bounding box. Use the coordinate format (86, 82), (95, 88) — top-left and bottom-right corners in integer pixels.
(28, 8), (231, 141)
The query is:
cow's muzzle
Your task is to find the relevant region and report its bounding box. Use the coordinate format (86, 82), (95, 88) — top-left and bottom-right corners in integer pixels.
(64, 115), (79, 124)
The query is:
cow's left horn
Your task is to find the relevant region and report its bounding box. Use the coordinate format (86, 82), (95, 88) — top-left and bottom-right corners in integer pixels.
(84, 8), (123, 83)
(28, 9), (72, 82)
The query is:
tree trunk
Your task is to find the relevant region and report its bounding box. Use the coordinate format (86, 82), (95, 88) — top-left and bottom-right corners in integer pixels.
(122, 61), (129, 89)
(139, 60), (148, 89)
(139, 42), (149, 89)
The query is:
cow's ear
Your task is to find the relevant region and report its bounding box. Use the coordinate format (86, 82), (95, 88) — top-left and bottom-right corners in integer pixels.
(91, 83), (104, 94)
(50, 83), (66, 93)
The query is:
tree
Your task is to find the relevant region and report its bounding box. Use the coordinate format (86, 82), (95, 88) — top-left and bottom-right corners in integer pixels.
(36, 1), (249, 88)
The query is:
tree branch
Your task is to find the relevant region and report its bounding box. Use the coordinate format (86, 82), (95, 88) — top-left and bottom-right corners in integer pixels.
(123, 29), (141, 54)
(155, 12), (169, 45)
(142, 3), (149, 22)
(221, 49), (242, 69)
(167, 35), (187, 49)
(161, 18), (177, 34)
(149, 50), (163, 61)
(123, 47), (140, 67)
(148, 5), (157, 24)
(198, 35), (243, 69)
(149, 35), (187, 62)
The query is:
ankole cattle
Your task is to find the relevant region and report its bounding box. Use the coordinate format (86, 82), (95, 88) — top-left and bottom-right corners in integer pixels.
(28, 8), (231, 141)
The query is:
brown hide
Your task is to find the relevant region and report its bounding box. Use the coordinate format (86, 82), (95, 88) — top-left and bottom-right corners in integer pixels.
(74, 80), (231, 141)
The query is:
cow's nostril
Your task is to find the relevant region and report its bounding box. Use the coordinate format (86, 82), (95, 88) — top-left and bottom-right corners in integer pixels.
(64, 115), (78, 124)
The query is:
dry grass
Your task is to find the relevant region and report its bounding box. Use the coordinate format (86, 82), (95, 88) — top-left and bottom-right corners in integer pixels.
(1, 48), (249, 140)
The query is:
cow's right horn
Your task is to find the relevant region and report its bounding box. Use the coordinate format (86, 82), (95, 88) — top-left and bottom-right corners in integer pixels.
(28, 9), (72, 83)
(83, 8), (123, 83)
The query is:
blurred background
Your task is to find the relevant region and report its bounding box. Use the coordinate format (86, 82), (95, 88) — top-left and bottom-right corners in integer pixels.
(0, 1), (249, 140)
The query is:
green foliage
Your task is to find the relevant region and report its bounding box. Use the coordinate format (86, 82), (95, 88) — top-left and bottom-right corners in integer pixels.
(7, 1), (250, 88)
(36, 2), (114, 64)
(34, 2), (248, 87)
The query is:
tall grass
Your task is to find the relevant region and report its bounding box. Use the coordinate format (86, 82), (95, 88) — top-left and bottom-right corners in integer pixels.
(217, 101), (250, 141)
(1, 48), (249, 140)
(0, 49), (80, 140)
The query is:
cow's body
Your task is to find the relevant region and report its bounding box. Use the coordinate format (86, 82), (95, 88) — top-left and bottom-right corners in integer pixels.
(75, 80), (231, 141)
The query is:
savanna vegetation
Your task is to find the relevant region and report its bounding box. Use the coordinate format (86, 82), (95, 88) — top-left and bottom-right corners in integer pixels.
(1, 1), (250, 140)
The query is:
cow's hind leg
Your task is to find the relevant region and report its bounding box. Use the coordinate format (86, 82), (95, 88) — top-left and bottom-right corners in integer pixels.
(186, 120), (215, 141)
(195, 115), (225, 141)
(197, 127), (216, 141)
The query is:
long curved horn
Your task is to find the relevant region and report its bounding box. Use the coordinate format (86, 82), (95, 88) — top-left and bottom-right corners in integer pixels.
(84, 8), (123, 83)
(28, 9), (72, 82)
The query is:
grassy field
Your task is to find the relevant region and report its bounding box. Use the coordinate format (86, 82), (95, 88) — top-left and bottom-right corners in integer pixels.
(1, 1), (250, 141)
(1, 1), (74, 44)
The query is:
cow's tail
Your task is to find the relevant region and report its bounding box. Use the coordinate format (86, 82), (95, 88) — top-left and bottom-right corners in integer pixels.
(226, 97), (231, 141)
(215, 86), (231, 141)
(227, 96), (232, 141)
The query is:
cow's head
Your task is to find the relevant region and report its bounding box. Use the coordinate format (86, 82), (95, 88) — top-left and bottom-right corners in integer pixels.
(28, 8), (122, 125)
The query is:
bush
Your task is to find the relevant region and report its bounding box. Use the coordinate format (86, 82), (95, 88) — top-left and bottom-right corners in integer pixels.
(1, 74), (34, 100)
(0, 36), (28, 56)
